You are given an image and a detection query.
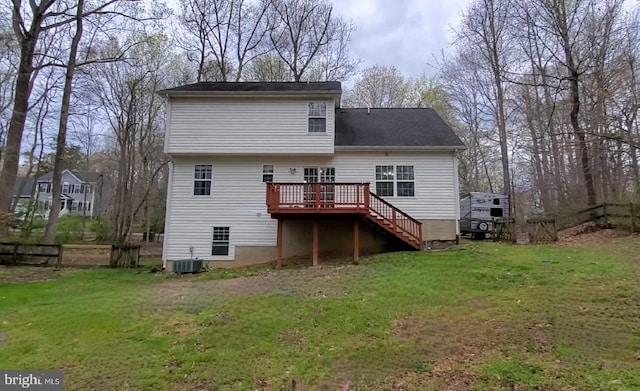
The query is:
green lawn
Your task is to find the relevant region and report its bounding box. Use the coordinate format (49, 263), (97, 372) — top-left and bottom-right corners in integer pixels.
(1, 239), (639, 390)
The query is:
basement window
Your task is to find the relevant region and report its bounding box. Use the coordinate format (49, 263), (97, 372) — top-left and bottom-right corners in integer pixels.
(212, 227), (230, 256)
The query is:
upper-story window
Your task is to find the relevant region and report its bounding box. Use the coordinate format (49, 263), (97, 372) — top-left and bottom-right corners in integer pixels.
(308, 102), (327, 133)
(38, 183), (52, 193)
(262, 165), (274, 183)
(62, 183), (69, 193)
(194, 164), (212, 196)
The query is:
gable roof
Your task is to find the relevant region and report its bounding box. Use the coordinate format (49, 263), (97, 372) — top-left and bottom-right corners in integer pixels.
(335, 108), (465, 149)
(37, 170), (101, 183)
(160, 82), (342, 96)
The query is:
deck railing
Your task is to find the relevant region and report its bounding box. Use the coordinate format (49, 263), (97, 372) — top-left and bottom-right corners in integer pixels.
(266, 183), (370, 213)
(266, 183), (422, 248)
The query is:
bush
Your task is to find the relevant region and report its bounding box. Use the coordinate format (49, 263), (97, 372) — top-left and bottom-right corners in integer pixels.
(89, 218), (111, 241)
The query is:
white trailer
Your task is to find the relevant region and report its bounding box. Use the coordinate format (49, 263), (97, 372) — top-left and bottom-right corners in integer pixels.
(460, 192), (510, 239)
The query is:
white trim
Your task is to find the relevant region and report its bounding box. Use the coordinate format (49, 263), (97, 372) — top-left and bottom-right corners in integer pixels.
(453, 152), (461, 235)
(162, 160), (175, 269)
(163, 99), (171, 154)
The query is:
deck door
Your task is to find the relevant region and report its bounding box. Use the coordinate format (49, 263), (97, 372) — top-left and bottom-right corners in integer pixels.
(303, 167), (335, 206)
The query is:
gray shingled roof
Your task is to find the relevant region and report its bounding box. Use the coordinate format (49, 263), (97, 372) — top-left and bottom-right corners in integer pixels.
(335, 108), (465, 148)
(161, 81), (342, 94)
(38, 171), (101, 182)
(14, 177), (35, 197)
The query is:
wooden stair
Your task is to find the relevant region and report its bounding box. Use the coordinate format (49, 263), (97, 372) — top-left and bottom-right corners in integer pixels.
(365, 193), (422, 250)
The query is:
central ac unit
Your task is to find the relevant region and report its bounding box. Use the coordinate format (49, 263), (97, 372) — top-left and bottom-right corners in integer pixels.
(173, 259), (202, 273)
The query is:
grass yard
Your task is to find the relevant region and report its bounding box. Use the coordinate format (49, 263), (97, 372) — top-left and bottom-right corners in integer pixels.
(1, 234), (640, 390)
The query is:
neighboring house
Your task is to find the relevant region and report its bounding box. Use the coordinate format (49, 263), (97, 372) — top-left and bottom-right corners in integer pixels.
(13, 177), (37, 215)
(13, 170), (108, 218)
(160, 82), (465, 270)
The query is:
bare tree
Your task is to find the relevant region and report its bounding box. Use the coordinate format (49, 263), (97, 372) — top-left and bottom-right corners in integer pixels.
(79, 33), (175, 242)
(43, 0), (86, 244)
(0, 0), (145, 218)
(177, 0), (271, 82)
(343, 65), (414, 108)
(457, 0), (514, 213)
(268, 0), (356, 81)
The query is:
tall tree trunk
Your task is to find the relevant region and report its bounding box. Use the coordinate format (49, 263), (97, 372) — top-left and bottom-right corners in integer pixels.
(567, 67), (596, 205)
(0, 42), (36, 215)
(44, 0), (85, 244)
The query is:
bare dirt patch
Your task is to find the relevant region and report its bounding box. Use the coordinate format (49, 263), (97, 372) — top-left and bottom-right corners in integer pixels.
(154, 264), (359, 310)
(0, 265), (69, 284)
(61, 242), (162, 266)
(557, 222), (631, 247)
(381, 314), (556, 390)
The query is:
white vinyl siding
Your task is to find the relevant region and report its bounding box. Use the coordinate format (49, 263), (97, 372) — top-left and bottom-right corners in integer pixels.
(166, 98), (335, 154)
(163, 151), (458, 262)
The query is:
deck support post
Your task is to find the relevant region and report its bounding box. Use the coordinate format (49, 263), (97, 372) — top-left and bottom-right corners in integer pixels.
(353, 219), (360, 261)
(312, 220), (319, 266)
(276, 218), (283, 269)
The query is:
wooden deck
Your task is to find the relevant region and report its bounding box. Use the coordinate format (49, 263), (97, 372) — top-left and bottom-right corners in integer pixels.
(266, 183), (423, 267)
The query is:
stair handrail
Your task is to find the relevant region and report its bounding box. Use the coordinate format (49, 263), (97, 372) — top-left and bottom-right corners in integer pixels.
(368, 192), (422, 244)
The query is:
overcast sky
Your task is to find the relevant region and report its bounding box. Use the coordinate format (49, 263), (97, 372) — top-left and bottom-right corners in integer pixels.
(165, 0), (472, 79)
(333, 0), (473, 78)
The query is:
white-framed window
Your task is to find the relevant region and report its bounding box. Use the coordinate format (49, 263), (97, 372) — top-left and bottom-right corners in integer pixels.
(375, 165), (395, 197)
(308, 102), (327, 133)
(262, 165), (274, 183)
(212, 226), (230, 256)
(71, 201), (78, 211)
(375, 165), (415, 197)
(62, 183), (69, 193)
(396, 166), (415, 197)
(193, 164), (212, 196)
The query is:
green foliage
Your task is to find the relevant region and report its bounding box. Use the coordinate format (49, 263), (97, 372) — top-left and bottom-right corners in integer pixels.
(89, 218), (111, 241)
(35, 144), (87, 173)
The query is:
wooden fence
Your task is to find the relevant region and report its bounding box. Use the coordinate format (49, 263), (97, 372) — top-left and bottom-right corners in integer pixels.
(493, 217), (557, 244)
(109, 244), (140, 268)
(0, 242), (63, 266)
(555, 202), (639, 233)
(0, 242), (140, 268)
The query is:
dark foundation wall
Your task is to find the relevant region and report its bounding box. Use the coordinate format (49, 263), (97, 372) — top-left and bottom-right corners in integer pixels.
(282, 218), (395, 259)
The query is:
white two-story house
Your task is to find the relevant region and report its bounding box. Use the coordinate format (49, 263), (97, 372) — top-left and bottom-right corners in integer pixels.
(160, 82), (465, 270)
(14, 170), (108, 218)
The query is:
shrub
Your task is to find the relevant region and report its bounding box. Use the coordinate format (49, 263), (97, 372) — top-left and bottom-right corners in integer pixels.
(89, 218), (111, 242)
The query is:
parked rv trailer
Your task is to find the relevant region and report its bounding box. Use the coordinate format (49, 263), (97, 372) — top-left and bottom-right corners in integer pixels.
(460, 192), (510, 239)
